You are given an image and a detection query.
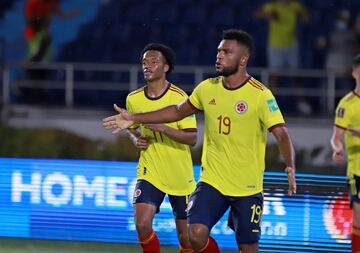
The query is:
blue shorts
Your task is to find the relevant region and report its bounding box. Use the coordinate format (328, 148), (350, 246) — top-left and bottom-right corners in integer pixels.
(133, 180), (189, 219)
(349, 174), (360, 208)
(187, 182), (263, 244)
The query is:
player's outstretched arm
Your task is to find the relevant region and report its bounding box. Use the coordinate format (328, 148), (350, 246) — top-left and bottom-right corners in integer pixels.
(103, 105), (135, 134)
(144, 124), (197, 146)
(271, 126), (296, 195)
(103, 99), (198, 133)
(133, 99), (197, 124)
(331, 126), (345, 164)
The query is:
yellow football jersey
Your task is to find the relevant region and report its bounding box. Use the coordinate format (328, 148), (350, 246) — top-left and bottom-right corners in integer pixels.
(335, 91), (360, 177)
(263, 1), (306, 48)
(189, 76), (285, 196)
(126, 83), (197, 196)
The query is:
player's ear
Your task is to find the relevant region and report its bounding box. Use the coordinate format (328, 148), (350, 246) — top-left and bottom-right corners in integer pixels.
(163, 64), (169, 73)
(240, 54), (249, 66)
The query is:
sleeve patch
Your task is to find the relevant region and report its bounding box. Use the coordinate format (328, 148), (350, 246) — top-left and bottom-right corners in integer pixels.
(267, 99), (279, 112)
(337, 107), (345, 118)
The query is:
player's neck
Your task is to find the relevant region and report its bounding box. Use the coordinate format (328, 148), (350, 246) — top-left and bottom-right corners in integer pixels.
(223, 71), (250, 89)
(354, 83), (360, 96)
(146, 79), (169, 98)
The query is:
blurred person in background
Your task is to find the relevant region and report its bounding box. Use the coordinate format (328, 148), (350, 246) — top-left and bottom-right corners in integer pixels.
(254, 0), (311, 114)
(23, 0), (79, 104)
(331, 54), (360, 253)
(254, 0), (309, 70)
(104, 29), (296, 253)
(123, 43), (197, 253)
(317, 9), (357, 75)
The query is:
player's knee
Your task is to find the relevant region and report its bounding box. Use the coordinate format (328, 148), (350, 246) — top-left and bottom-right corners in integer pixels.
(188, 224), (209, 248)
(135, 217), (152, 234)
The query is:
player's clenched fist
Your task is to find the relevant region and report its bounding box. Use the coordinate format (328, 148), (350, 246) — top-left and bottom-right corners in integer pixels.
(102, 104), (135, 134)
(332, 149), (344, 164)
(134, 136), (148, 150)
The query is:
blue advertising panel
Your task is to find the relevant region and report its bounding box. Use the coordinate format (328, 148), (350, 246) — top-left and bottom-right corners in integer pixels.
(0, 158), (351, 252)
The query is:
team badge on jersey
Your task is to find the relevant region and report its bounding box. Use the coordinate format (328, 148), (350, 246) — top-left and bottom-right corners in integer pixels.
(337, 107), (345, 118)
(267, 99), (279, 112)
(134, 189), (142, 198)
(235, 100), (248, 114)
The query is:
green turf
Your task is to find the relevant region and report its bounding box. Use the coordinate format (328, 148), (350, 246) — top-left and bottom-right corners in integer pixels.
(0, 238), (237, 253)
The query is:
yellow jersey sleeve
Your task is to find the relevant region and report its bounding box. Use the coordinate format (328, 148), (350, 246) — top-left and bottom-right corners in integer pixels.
(177, 114), (197, 130)
(125, 95), (140, 129)
(188, 82), (204, 110)
(335, 99), (352, 129)
(259, 89), (285, 129)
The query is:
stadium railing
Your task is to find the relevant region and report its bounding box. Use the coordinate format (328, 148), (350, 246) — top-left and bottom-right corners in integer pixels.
(1, 62), (351, 114)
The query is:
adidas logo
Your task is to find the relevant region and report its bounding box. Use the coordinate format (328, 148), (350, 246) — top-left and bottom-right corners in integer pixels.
(208, 98), (216, 105)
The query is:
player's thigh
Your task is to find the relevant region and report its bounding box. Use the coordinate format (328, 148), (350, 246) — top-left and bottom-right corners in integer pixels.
(228, 193), (263, 245)
(187, 182), (230, 230)
(350, 175), (360, 227)
(133, 180), (166, 215)
(168, 194), (190, 220)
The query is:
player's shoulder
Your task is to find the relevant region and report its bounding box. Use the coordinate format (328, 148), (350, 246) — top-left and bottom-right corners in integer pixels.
(196, 76), (222, 88)
(168, 83), (188, 97)
(207, 76), (222, 84)
(128, 86), (145, 97)
(248, 77), (267, 92)
(339, 91), (357, 105)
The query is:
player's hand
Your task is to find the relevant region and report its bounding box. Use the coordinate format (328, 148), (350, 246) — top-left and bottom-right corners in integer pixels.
(285, 166), (296, 196)
(135, 136), (148, 150)
(102, 104), (134, 134)
(348, 128), (360, 138)
(332, 149), (344, 164)
(144, 124), (166, 133)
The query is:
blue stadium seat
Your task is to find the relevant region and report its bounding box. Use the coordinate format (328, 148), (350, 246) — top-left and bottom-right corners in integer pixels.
(180, 4), (207, 25)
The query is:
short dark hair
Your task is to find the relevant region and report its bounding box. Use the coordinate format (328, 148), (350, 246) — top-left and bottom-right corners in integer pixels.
(140, 43), (175, 74)
(352, 54), (360, 69)
(222, 29), (254, 55)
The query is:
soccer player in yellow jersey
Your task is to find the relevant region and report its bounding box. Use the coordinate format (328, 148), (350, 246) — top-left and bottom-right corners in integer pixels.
(331, 55), (360, 253)
(104, 30), (296, 253)
(121, 43), (197, 253)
